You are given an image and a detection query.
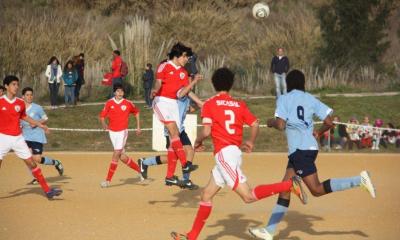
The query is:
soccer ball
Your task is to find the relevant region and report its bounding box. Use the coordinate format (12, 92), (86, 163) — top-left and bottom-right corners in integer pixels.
(252, 2), (270, 19)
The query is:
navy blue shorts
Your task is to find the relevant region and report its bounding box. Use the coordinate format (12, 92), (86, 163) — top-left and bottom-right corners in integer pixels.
(287, 149), (318, 178)
(165, 130), (192, 149)
(26, 141), (43, 155)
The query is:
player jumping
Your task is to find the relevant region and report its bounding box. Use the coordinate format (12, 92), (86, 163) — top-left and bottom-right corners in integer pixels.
(249, 69), (376, 240)
(99, 83), (142, 188)
(170, 68), (307, 240)
(21, 87), (64, 185)
(0, 75), (62, 199)
(151, 42), (202, 187)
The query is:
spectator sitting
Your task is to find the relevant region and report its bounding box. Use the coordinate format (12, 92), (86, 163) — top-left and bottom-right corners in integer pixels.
(0, 85), (5, 97)
(371, 119), (383, 150)
(396, 126), (400, 148)
(346, 117), (361, 150)
(332, 116), (348, 149)
(360, 116), (373, 148)
(62, 60), (78, 107)
(381, 123), (397, 148)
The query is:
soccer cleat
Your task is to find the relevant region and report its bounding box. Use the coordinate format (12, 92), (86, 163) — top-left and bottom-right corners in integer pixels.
(249, 228), (274, 240)
(46, 188), (63, 199)
(100, 180), (110, 188)
(54, 160), (64, 176)
(182, 161), (198, 174)
(290, 175), (308, 204)
(28, 178), (38, 185)
(137, 158), (148, 180)
(182, 179), (199, 190)
(165, 176), (184, 187)
(360, 170), (376, 198)
(170, 232), (188, 240)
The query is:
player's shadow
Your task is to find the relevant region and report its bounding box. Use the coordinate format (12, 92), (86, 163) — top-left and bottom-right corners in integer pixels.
(277, 211), (368, 239)
(204, 213), (263, 240)
(110, 177), (154, 188)
(40, 175), (72, 184)
(0, 184), (64, 200)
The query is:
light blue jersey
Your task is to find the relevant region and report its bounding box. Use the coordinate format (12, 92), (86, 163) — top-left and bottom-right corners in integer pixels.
(21, 103), (48, 144)
(275, 90), (332, 155)
(164, 96), (191, 136)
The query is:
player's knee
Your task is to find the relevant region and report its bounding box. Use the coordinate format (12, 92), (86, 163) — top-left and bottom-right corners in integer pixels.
(279, 191), (291, 199)
(309, 187), (324, 197)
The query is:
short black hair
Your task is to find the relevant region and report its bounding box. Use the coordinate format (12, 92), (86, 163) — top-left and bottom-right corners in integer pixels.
(146, 63), (152, 69)
(79, 53), (84, 57)
(286, 69), (305, 92)
(0, 85), (5, 91)
(22, 87), (33, 95)
(3, 75), (19, 86)
(211, 67), (235, 92)
(113, 83), (124, 93)
(113, 50), (121, 56)
(168, 42), (193, 60)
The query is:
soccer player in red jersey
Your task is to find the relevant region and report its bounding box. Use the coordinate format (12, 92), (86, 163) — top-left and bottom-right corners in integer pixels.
(170, 68), (308, 240)
(99, 83), (142, 188)
(151, 42), (202, 186)
(0, 75), (62, 199)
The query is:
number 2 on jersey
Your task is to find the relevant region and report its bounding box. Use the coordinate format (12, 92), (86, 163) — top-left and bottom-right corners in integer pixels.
(224, 110), (235, 134)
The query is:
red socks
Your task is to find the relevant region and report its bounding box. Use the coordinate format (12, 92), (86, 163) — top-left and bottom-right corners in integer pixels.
(166, 148), (178, 178)
(31, 167), (50, 193)
(106, 160), (118, 181)
(187, 202), (212, 240)
(125, 158), (140, 173)
(252, 179), (293, 200)
(171, 138), (187, 166)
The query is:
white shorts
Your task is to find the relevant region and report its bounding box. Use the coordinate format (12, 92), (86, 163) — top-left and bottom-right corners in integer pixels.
(0, 133), (32, 160)
(152, 96), (181, 128)
(212, 145), (247, 190)
(109, 129), (128, 151)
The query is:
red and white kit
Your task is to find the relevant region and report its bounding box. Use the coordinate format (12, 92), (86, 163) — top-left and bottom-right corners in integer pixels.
(0, 96), (32, 160)
(153, 61), (189, 127)
(201, 93), (258, 190)
(100, 98), (139, 151)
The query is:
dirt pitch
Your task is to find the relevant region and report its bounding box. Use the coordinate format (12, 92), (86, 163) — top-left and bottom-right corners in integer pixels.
(0, 152), (399, 240)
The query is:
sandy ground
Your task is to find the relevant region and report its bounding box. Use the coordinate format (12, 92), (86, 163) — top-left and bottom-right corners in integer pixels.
(0, 152), (399, 240)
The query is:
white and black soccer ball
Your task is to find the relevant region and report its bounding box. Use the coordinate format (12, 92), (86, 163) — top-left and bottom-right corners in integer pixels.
(252, 2), (270, 19)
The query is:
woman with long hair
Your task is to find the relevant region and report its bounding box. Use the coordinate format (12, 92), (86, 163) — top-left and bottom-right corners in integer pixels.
(45, 56), (62, 109)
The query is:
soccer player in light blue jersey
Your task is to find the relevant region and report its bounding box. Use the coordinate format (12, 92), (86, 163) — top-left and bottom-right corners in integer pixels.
(137, 91), (203, 190)
(21, 87), (64, 185)
(249, 70), (376, 240)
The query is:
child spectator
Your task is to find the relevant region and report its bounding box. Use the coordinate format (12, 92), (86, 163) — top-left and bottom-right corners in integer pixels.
(62, 60), (78, 107)
(381, 123), (397, 147)
(346, 117), (361, 150)
(332, 116), (348, 149)
(371, 119), (383, 150)
(359, 116), (373, 148)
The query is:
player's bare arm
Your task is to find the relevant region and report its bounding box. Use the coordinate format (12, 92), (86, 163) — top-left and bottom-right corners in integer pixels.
(177, 74), (203, 98)
(99, 117), (108, 130)
(241, 120), (260, 153)
(267, 117), (286, 130)
(194, 125), (211, 152)
(313, 115), (334, 138)
(22, 115), (49, 133)
(151, 79), (162, 99)
(188, 91), (204, 108)
(135, 113), (141, 136)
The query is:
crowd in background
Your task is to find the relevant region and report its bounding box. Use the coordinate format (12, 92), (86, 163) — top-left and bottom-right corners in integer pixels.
(320, 116), (400, 151)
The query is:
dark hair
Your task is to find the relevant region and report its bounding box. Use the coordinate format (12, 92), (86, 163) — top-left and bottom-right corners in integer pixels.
(64, 60), (75, 71)
(113, 50), (121, 56)
(0, 85), (5, 91)
(211, 67), (234, 92)
(113, 83), (124, 93)
(79, 53), (84, 57)
(48, 56), (60, 65)
(146, 63), (152, 69)
(286, 69), (305, 92)
(22, 87), (33, 95)
(167, 42), (193, 60)
(3, 75), (19, 86)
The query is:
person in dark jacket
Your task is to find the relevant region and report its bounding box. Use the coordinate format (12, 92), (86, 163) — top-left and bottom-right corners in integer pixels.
(74, 53), (85, 104)
(270, 48), (290, 98)
(143, 63), (154, 108)
(62, 60), (78, 107)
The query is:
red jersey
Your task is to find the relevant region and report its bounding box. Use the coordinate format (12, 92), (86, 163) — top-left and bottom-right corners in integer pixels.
(111, 56), (122, 78)
(99, 98), (139, 131)
(0, 96), (27, 136)
(155, 61), (189, 99)
(201, 93), (257, 154)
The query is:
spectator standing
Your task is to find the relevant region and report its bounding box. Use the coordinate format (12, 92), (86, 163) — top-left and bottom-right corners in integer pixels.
(45, 56), (62, 109)
(346, 117), (361, 150)
(110, 50), (123, 98)
(142, 63), (154, 108)
(74, 53), (85, 104)
(270, 47), (289, 98)
(62, 60), (78, 107)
